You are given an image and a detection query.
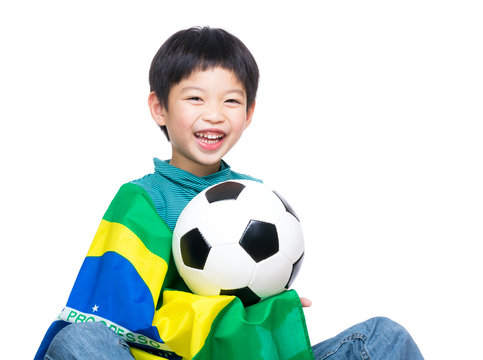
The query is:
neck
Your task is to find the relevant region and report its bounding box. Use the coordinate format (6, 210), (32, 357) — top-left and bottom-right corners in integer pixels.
(169, 156), (221, 177)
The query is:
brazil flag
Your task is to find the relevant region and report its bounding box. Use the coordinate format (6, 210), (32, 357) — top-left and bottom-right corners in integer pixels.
(35, 183), (314, 360)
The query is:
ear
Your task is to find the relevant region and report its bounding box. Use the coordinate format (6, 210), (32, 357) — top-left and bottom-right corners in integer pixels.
(148, 91), (166, 126)
(244, 101), (256, 129)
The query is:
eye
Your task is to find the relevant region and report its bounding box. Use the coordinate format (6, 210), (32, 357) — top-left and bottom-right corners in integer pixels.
(188, 96), (203, 102)
(225, 98), (242, 105)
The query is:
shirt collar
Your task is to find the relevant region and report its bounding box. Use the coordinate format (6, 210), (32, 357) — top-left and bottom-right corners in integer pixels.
(153, 158), (232, 189)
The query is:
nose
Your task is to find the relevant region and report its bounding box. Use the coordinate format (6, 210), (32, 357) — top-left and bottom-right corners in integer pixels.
(202, 102), (225, 124)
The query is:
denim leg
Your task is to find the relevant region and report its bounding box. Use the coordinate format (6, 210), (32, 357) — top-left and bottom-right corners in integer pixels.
(44, 322), (134, 360)
(312, 317), (424, 360)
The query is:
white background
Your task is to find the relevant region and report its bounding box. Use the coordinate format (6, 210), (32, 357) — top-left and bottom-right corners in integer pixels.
(1, 1), (482, 358)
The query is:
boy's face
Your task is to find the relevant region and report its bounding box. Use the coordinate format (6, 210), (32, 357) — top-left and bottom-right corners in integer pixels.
(149, 67), (255, 177)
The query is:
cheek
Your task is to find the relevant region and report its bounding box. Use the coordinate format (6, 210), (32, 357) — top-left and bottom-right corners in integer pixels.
(227, 121), (248, 147)
(231, 111), (249, 130)
(168, 111), (195, 132)
(236, 120), (247, 134)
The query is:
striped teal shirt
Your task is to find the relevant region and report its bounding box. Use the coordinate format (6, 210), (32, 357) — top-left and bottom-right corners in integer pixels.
(131, 158), (260, 230)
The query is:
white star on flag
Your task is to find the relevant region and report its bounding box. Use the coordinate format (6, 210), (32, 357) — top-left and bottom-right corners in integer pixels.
(92, 304), (99, 312)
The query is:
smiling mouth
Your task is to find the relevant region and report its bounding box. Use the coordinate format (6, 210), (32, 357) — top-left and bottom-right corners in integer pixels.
(195, 132), (225, 145)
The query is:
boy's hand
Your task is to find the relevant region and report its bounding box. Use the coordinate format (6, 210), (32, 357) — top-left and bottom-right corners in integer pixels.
(300, 297), (312, 307)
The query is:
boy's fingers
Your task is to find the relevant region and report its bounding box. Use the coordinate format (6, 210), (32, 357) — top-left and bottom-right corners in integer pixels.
(300, 297), (312, 307)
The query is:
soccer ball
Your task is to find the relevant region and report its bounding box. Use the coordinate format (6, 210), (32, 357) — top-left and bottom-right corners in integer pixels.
(172, 180), (304, 306)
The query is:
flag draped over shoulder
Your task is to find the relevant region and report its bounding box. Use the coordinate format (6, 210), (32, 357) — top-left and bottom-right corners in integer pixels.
(35, 183), (314, 360)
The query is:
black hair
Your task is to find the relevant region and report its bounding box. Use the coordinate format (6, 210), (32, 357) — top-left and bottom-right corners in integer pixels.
(149, 26), (259, 140)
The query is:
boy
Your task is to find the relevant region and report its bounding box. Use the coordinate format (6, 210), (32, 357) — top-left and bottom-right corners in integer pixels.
(36, 27), (423, 360)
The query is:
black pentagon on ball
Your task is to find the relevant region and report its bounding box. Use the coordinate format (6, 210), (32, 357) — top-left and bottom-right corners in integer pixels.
(285, 253), (304, 289)
(180, 228), (211, 270)
(273, 190), (299, 221)
(220, 287), (261, 306)
(205, 181), (246, 203)
(239, 220), (279, 263)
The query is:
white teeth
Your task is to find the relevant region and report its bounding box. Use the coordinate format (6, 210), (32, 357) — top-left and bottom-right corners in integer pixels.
(194, 132), (224, 145)
(195, 132), (224, 140)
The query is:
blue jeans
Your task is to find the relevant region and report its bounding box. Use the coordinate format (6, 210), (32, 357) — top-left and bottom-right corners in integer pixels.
(311, 317), (423, 359)
(45, 317), (423, 359)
